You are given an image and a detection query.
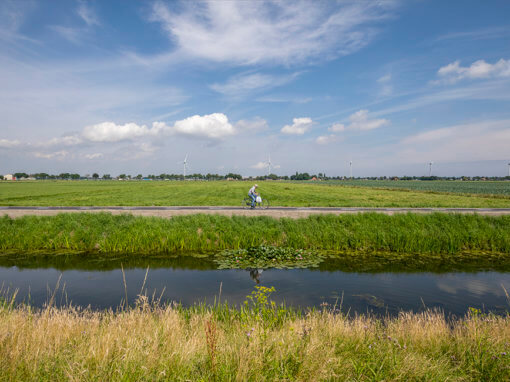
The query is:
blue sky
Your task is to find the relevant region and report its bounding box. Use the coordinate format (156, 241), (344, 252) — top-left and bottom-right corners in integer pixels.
(1, 0), (509, 177)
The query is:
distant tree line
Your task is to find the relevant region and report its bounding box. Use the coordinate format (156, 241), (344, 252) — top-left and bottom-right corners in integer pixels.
(1, 172), (509, 181)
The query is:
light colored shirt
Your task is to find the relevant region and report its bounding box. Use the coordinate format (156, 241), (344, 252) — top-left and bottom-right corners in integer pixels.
(248, 186), (257, 195)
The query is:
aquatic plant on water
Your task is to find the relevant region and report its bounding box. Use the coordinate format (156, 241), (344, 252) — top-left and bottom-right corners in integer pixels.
(215, 245), (324, 269)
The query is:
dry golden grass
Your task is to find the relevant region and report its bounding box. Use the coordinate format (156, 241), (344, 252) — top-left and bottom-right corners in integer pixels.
(1, 298), (509, 381)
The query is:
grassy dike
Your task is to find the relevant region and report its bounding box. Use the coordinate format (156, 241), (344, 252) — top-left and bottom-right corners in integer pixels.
(1, 212), (510, 255)
(1, 288), (510, 381)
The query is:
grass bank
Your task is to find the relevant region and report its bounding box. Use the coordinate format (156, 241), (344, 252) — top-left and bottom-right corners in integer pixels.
(1, 288), (509, 381)
(1, 180), (510, 207)
(1, 212), (510, 256)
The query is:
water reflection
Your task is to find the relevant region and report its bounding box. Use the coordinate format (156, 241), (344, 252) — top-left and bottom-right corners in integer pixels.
(0, 254), (509, 316)
(248, 269), (264, 284)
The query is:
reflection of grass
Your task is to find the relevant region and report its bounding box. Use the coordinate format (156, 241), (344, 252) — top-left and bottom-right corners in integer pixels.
(353, 294), (385, 308)
(2, 250), (510, 273)
(1, 180), (510, 207)
(318, 251), (510, 273)
(0, 253), (218, 272)
(1, 287), (510, 381)
(1, 213), (510, 256)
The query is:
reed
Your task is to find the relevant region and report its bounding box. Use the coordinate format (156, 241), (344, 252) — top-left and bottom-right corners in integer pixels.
(0, 290), (509, 381)
(0, 212), (510, 256)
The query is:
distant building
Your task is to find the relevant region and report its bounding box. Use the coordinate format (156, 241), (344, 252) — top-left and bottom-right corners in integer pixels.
(4, 174), (14, 181)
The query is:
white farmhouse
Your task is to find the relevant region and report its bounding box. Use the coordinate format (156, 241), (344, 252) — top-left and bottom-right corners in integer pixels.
(3, 174), (14, 180)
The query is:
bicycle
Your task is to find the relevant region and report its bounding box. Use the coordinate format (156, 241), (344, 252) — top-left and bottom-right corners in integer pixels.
(242, 196), (270, 209)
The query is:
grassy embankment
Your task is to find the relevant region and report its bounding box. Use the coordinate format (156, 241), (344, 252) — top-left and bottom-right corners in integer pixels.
(1, 213), (510, 259)
(1, 286), (509, 381)
(1, 180), (510, 207)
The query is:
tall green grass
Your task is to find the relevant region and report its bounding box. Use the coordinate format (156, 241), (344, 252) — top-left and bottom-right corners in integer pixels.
(1, 286), (510, 381)
(1, 212), (510, 255)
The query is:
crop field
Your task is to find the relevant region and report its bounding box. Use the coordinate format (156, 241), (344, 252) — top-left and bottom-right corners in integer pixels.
(323, 179), (510, 196)
(1, 180), (510, 207)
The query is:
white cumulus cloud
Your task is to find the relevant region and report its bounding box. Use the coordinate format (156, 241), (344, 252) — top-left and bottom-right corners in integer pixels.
(0, 138), (21, 148)
(41, 135), (83, 147)
(437, 59), (510, 84)
(170, 113), (235, 139)
(83, 153), (103, 160)
(81, 113), (235, 143)
(321, 111), (388, 140)
(34, 150), (69, 160)
(281, 117), (314, 135)
(316, 134), (338, 145)
(0, 113), (237, 161)
(251, 161), (268, 170)
(347, 110), (389, 131)
(82, 122), (162, 142)
(235, 117), (268, 131)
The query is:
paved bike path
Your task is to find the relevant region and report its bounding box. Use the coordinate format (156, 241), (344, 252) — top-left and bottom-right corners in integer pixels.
(1, 206), (510, 218)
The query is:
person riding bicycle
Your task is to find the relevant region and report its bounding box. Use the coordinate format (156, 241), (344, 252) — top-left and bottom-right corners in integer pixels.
(248, 184), (259, 209)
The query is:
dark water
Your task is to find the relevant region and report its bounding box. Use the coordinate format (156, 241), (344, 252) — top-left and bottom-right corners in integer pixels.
(1, 255), (509, 317)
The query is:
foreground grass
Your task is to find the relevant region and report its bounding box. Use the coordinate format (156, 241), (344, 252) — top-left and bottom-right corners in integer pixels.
(1, 292), (509, 381)
(1, 180), (510, 207)
(1, 212), (510, 256)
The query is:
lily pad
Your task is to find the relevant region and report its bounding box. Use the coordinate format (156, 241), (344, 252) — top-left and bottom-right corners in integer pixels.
(215, 246), (324, 269)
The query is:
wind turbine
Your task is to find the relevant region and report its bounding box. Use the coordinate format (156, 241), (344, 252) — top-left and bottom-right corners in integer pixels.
(349, 160), (352, 179)
(508, 161), (510, 177)
(267, 154), (272, 177)
(182, 154), (188, 178)
(428, 161), (433, 177)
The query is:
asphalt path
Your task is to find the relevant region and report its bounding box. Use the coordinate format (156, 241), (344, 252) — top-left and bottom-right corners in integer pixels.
(1, 206), (510, 218)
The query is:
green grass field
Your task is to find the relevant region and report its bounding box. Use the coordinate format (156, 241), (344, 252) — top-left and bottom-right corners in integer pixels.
(1, 180), (510, 207)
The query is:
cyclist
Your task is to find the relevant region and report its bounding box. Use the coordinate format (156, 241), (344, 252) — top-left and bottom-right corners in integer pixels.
(248, 184), (259, 209)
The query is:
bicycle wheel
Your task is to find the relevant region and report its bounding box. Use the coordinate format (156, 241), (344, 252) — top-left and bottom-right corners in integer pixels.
(259, 198), (270, 209)
(242, 197), (252, 209)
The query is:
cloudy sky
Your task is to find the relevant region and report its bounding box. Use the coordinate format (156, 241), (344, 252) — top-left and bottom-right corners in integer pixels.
(1, 0), (509, 177)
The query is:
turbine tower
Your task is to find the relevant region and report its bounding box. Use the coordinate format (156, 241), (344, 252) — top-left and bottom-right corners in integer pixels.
(267, 154), (272, 177)
(508, 161), (510, 177)
(429, 161), (433, 177)
(349, 160), (352, 179)
(182, 154), (188, 178)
